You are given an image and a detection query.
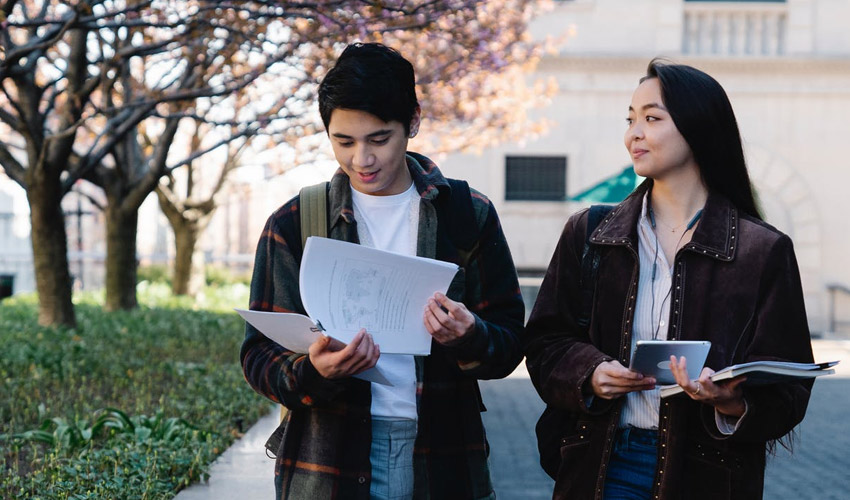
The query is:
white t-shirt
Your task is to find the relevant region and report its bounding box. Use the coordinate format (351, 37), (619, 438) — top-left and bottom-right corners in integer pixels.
(351, 182), (420, 420)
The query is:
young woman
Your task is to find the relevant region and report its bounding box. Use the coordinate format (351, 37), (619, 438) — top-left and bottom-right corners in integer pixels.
(524, 60), (814, 500)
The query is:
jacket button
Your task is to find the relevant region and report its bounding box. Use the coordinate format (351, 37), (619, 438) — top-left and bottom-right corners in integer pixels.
(358, 476), (366, 484)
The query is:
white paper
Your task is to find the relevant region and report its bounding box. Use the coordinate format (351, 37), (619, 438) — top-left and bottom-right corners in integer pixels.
(300, 237), (459, 355)
(235, 308), (392, 386)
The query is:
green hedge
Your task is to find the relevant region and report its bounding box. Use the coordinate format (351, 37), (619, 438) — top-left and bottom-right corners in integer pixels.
(0, 286), (270, 499)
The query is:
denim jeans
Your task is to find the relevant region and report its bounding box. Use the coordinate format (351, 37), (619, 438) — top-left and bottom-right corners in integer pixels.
(602, 427), (659, 500)
(370, 418), (417, 500)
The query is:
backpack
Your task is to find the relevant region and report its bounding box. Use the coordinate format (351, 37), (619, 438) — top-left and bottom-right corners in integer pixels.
(266, 178), (482, 454)
(535, 204), (614, 479)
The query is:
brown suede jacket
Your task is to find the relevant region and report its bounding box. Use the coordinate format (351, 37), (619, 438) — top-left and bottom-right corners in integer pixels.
(524, 182), (814, 500)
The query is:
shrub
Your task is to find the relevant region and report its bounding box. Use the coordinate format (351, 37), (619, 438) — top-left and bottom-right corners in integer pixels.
(0, 286), (269, 499)
(137, 264), (172, 286)
(205, 265), (251, 288)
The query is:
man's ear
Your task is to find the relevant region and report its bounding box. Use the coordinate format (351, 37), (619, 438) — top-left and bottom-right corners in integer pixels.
(408, 107), (421, 138)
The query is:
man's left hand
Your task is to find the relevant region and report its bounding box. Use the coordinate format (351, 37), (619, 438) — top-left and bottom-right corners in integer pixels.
(423, 292), (475, 345)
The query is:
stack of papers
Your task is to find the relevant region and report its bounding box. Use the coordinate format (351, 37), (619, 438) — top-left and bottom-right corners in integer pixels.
(237, 236), (461, 386)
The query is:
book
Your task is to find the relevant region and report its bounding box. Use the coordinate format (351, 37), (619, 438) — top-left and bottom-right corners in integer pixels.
(659, 360), (839, 398)
(236, 237), (461, 384)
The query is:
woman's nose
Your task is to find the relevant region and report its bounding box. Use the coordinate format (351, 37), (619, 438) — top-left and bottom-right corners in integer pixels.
(628, 123), (644, 142)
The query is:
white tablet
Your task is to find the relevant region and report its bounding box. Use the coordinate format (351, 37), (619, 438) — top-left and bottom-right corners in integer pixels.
(628, 340), (711, 384)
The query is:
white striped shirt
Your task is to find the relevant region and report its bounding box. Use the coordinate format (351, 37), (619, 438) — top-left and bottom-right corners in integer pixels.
(619, 193), (670, 429)
(618, 193), (745, 434)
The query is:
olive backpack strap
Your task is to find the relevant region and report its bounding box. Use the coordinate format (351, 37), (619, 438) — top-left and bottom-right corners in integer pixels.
(299, 182), (329, 249)
(272, 181), (329, 428)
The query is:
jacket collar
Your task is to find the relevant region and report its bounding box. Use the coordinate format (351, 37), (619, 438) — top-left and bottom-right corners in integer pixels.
(327, 151), (450, 230)
(590, 180), (739, 261)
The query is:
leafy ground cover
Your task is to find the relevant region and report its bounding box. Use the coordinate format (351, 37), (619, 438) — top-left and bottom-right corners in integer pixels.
(0, 284), (270, 499)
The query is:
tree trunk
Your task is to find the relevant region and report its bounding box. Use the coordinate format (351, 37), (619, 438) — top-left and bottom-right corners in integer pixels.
(104, 203), (139, 311)
(156, 184), (217, 298)
(172, 221), (206, 296)
(27, 179), (76, 327)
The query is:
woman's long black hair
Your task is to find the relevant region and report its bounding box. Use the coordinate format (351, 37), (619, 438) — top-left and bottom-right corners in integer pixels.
(642, 59), (762, 220)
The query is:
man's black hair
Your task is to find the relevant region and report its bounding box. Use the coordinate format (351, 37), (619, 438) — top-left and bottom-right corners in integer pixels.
(318, 42), (419, 134)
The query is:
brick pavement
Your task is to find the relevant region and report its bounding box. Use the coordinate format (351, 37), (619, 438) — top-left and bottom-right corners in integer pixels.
(480, 342), (850, 500)
(177, 340), (849, 499)
(481, 374), (850, 500)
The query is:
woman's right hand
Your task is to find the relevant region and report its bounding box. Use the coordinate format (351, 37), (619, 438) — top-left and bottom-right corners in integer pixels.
(308, 329), (380, 379)
(590, 360), (656, 399)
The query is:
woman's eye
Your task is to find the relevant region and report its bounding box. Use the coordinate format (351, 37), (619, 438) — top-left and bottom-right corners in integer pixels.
(626, 117), (634, 125)
(646, 116), (658, 122)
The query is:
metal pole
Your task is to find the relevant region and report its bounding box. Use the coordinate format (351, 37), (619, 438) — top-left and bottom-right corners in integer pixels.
(77, 193), (84, 290)
(829, 287), (836, 334)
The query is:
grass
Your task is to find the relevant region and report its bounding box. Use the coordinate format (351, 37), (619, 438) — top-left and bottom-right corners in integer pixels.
(0, 283), (271, 499)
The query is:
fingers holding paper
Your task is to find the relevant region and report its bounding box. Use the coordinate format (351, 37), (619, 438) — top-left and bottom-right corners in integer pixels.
(423, 292), (476, 345)
(669, 356), (747, 417)
(308, 329), (380, 380)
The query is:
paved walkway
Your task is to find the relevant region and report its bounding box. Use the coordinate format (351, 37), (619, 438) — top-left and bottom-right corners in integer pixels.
(176, 340), (850, 500)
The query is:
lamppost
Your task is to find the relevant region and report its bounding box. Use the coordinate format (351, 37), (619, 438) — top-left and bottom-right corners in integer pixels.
(0, 211), (13, 299)
(64, 188), (93, 290)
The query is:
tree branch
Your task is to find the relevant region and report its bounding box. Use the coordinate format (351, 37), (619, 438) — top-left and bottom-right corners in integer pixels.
(0, 9), (78, 81)
(74, 102), (158, 184)
(0, 105), (21, 131)
(0, 141), (27, 188)
(166, 127), (256, 174)
(69, 187), (105, 212)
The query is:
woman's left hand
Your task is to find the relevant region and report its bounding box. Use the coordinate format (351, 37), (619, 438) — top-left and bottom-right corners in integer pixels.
(669, 356), (747, 417)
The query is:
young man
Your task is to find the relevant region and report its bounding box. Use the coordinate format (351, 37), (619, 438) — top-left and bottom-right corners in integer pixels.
(240, 43), (524, 500)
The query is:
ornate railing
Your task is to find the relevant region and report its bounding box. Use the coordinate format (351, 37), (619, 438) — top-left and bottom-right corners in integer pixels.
(683, 2), (788, 56)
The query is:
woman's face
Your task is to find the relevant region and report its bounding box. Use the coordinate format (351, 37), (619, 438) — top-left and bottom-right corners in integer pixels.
(625, 78), (697, 181)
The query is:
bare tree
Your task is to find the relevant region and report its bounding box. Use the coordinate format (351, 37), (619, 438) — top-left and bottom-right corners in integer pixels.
(0, 0), (555, 323)
(154, 120), (247, 297)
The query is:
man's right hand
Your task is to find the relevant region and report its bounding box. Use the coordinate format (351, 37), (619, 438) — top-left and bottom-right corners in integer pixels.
(590, 360), (656, 399)
(308, 329), (380, 379)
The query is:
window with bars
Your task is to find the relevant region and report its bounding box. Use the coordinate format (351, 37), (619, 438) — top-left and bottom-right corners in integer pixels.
(504, 156), (567, 201)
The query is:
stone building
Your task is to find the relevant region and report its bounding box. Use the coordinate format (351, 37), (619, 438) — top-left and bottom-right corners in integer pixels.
(2, 0), (848, 334)
(437, 0), (850, 334)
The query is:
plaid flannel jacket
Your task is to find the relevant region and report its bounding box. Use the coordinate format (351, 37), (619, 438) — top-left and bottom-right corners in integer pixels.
(240, 153), (524, 500)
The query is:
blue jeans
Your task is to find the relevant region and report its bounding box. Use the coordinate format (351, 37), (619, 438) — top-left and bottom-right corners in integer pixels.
(370, 418), (417, 500)
(602, 427), (658, 500)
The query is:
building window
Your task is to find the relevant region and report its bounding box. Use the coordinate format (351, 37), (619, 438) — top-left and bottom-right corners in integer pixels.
(505, 156), (567, 201)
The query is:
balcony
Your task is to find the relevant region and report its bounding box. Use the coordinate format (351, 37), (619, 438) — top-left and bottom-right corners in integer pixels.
(683, 2), (788, 57)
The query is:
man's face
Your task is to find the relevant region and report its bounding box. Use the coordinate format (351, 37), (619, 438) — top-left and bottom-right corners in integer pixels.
(327, 108), (419, 196)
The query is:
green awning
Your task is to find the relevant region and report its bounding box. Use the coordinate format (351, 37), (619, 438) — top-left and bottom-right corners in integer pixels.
(569, 165), (642, 203)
